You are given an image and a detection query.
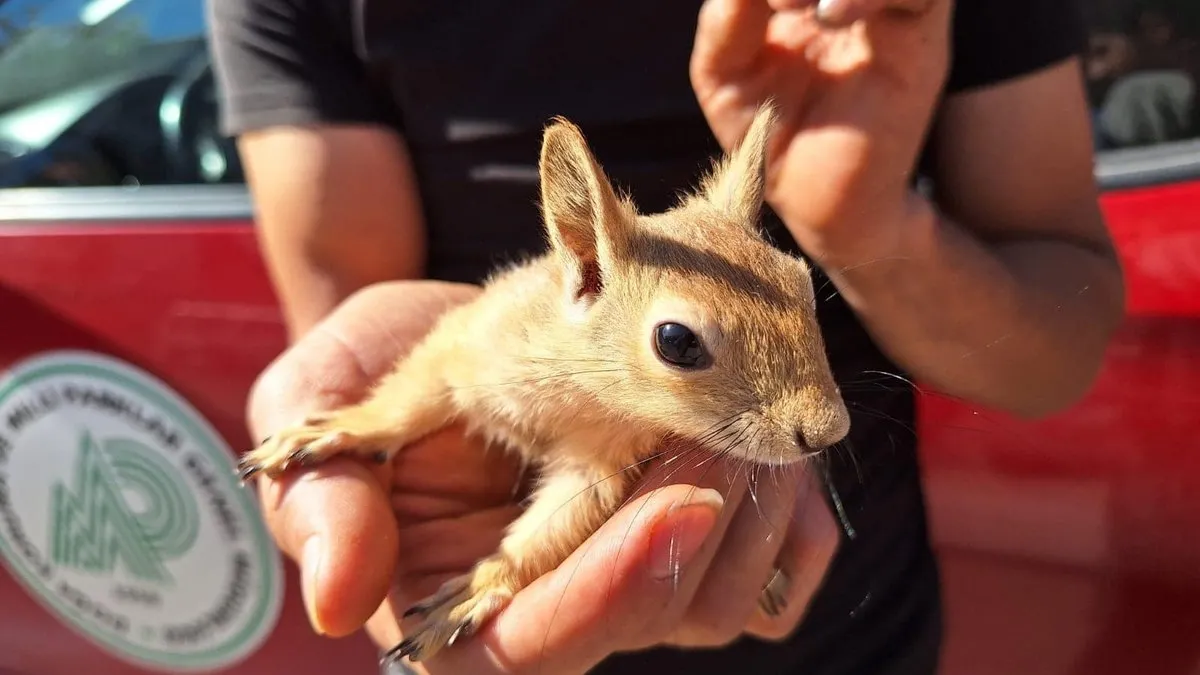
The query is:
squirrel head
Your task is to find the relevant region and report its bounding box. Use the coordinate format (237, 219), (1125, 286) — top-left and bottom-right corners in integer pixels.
(537, 103), (850, 465)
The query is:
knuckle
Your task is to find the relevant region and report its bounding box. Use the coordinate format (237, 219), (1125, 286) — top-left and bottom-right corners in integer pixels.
(686, 627), (743, 649)
(628, 611), (683, 651)
(682, 608), (754, 647)
(750, 612), (802, 642)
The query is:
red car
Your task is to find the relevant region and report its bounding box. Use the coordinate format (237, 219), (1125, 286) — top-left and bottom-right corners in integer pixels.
(0, 0), (1197, 673)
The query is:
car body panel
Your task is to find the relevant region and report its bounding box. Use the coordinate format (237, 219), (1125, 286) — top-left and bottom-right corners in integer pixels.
(925, 175), (1200, 674)
(0, 196), (381, 674)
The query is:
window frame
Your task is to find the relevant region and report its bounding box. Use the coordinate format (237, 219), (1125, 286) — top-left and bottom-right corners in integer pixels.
(1095, 138), (1200, 190)
(2, 135), (1200, 225)
(1, 0), (1199, 224)
(0, 184), (252, 222)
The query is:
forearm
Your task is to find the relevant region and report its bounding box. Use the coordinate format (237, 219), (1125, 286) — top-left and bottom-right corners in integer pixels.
(259, 225), (425, 341)
(238, 126), (429, 342)
(819, 195), (1126, 418)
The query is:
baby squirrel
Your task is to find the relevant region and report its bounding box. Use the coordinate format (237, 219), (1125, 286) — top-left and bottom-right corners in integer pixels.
(237, 102), (851, 664)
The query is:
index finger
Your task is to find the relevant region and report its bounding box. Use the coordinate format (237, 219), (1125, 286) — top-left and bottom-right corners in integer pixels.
(692, 0), (775, 79)
(413, 483), (727, 675)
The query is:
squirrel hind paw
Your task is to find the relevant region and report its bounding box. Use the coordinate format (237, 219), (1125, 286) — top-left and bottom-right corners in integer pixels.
(389, 570), (513, 663)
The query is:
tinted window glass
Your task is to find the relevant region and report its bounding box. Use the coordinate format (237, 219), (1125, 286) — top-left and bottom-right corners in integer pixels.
(2, 0), (1196, 188)
(0, 0), (242, 188)
(1085, 0), (1200, 150)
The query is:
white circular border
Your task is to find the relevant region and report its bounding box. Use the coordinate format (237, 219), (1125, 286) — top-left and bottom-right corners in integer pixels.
(0, 350), (285, 673)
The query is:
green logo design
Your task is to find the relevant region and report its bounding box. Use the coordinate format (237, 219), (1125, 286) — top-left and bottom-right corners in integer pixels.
(0, 351), (285, 673)
(50, 432), (200, 584)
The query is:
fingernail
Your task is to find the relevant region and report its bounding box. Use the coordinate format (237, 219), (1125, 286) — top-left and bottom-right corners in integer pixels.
(816, 0), (849, 23)
(301, 536), (326, 635)
(649, 489), (724, 580)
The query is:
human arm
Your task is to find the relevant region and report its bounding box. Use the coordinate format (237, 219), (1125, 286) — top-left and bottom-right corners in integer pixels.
(692, 0), (1125, 419)
(823, 59), (1124, 418)
(238, 126), (427, 340)
(207, 0), (427, 340)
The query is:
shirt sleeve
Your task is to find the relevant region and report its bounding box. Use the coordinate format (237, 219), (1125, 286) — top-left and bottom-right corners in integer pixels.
(205, 0), (395, 137)
(945, 0), (1089, 94)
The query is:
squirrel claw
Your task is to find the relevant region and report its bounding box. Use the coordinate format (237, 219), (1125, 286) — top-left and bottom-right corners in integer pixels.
(446, 618), (476, 646)
(284, 445), (315, 468)
(402, 603), (428, 619)
(381, 637), (422, 664)
(235, 456), (262, 483)
(387, 569), (511, 662)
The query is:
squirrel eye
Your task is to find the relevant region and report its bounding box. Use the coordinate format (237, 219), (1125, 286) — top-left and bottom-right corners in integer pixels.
(654, 322), (706, 368)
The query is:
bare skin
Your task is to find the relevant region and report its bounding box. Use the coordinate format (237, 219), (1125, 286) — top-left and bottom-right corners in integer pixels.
(691, 0), (1125, 417)
(240, 126), (428, 340)
(236, 0), (1124, 672)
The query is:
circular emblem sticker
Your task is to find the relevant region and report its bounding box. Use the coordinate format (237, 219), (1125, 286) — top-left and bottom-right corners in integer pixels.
(0, 350), (283, 672)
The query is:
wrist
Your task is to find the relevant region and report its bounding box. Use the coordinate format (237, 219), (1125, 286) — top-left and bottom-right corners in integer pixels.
(782, 189), (938, 284)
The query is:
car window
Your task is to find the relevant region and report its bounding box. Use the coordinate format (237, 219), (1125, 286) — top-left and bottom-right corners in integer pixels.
(1, 0), (1197, 189)
(0, 0), (242, 188)
(1085, 0), (1200, 152)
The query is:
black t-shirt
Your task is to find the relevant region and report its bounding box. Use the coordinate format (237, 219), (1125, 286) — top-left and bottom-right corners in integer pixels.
(206, 2), (1086, 673)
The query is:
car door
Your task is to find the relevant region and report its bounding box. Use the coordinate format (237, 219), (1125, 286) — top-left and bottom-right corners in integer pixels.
(920, 3), (1200, 674)
(0, 0), (380, 673)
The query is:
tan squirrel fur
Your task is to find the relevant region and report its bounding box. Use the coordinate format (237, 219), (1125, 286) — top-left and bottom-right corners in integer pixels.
(237, 102), (851, 663)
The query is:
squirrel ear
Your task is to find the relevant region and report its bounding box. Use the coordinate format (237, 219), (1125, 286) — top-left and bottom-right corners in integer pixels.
(698, 101), (778, 229)
(538, 117), (632, 301)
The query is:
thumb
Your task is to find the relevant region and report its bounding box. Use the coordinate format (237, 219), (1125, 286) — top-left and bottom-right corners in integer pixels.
(258, 457), (400, 637)
(421, 485), (727, 675)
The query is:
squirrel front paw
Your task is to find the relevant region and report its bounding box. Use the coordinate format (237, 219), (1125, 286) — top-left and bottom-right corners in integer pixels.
(237, 413), (393, 481)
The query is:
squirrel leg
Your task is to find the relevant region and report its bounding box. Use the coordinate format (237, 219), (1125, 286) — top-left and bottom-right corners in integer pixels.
(237, 351), (454, 482)
(385, 459), (635, 663)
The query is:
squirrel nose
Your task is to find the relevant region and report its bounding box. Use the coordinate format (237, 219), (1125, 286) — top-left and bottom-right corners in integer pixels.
(794, 429), (827, 453)
(784, 386), (852, 452)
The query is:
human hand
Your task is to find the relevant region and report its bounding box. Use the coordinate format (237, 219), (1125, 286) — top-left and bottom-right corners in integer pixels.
(245, 280), (841, 674)
(690, 0), (952, 268)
